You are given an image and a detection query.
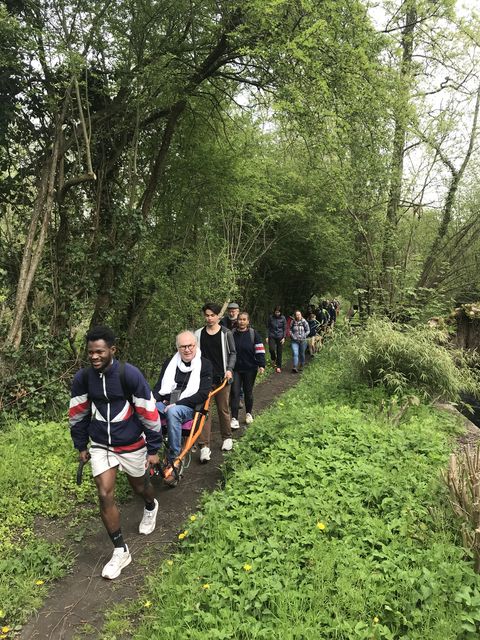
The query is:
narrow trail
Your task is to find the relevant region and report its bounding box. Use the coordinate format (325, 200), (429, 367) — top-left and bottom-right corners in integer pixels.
(20, 364), (303, 640)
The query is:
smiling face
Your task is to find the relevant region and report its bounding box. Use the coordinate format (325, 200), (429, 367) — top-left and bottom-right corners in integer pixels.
(87, 339), (116, 372)
(176, 332), (197, 363)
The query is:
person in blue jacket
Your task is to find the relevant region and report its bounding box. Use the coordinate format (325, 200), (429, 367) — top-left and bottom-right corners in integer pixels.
(69, 326), (162, 580)
(230, 312), (266, 427)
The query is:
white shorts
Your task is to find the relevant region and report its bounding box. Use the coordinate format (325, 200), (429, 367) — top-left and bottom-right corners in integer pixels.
(90, 443), (148, 478)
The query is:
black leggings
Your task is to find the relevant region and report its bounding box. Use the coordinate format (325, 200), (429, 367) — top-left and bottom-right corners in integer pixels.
(231, 369), (257, 418)
(268, 337), (283, 368)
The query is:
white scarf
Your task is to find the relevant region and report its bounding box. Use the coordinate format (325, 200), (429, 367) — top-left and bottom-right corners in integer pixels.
(159, 349), (202, 400)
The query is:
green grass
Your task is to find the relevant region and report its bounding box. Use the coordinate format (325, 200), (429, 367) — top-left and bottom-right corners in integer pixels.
(102, 346), (480, 640)
(0, 420), (130, 627)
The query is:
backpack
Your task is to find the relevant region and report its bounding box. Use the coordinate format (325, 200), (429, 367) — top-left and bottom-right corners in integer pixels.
(81, 361), (133, 405)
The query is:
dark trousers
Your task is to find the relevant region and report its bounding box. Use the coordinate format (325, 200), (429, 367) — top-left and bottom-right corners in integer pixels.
(231, 369), (257, 418)
(268, 337), (283, 368)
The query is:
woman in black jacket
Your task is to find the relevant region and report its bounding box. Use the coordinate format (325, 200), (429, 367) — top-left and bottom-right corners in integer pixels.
(231, 312), (266, 428)
(266, 306), (286, 373)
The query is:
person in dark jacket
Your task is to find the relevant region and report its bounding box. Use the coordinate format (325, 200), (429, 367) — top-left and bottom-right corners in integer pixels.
(69, 326), (161, 580)
(153, 331), (213, 475)
(195, 302), (236, 461)
(220, 301), (240, 330)
(266, 306), (286, 373)
(231, 312), (265, 427)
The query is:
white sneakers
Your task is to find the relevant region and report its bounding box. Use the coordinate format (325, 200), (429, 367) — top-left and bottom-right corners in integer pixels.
(102, 545), (132, 580)
(139, 499), (159, 535)
(231, 417), (240, 429)
(200, 446), (211, 463)
(245, 413), (254, 425)
(221, 438), (233, 451)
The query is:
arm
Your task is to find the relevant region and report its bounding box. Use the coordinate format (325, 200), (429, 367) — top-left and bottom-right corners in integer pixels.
(225, 329), (236, 378)
(69, 369), (92, 453)
(254, 331), (266, 369)
(126, 365), (163, 454)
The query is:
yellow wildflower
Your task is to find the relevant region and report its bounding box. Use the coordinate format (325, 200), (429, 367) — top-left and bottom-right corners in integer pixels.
(243, 563), (252, 572)
(143, 601), (152, 608)
(35, 579), (45, 585)
(178, 530), (188, 540)
(1, 627), (10, 634)
(373, 617), (379, 624)
(316, 522), (326, 531)
(190, 515), (197, 522)
(202, 583), (210, 590)
(167, 560), (174, 566)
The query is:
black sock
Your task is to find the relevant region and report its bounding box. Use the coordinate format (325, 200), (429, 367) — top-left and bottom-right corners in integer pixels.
(109, 529), (126, 550)
(145, 500), (156, 511)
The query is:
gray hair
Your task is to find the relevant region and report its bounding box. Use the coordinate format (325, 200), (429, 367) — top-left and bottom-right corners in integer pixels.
(176, 330), (197, 348)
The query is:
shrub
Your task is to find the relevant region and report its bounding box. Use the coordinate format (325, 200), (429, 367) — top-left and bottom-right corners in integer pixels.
(340, 317), (479, 401)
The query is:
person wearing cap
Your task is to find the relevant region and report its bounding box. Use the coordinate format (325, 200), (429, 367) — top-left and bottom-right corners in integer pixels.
(220, 302), (240, 331)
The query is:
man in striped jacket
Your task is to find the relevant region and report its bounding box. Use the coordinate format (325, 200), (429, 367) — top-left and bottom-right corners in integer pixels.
(69, 325), (162, 580)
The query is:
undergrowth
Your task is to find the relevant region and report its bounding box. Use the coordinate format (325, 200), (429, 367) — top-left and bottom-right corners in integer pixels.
(102, 345), (480, 640)
(0, 420), (130, 627)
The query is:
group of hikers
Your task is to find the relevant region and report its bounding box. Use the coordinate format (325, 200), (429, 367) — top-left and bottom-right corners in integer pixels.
(68, 298), (339, 580)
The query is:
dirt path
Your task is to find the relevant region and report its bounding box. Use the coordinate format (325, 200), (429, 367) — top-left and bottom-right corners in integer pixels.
(20, 365), (301, 640)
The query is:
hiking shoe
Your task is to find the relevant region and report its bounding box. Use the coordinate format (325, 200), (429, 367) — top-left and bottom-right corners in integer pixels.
(102, 545), (131, 580)
(245, 413), (254, 425)
(291, 367), (298, 373)
(231, 417), (240, 430)
(221, 438), (233, 451)
(276, 367), (282, 373)
(199, 446), (211, 463)
(139, 499), (159, 534)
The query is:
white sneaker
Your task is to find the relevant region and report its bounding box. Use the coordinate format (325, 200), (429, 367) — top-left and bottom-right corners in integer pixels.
(221, 438), (233, 451)
(245, 413), (254, 425)
(102, 545), (131, 580)
(139, 499), (158, 535)
(200, 446), (211, 463)
(231, 417), (240, 429)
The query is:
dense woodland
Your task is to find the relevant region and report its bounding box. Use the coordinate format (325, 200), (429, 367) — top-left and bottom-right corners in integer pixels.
(1, 0), (480, 415)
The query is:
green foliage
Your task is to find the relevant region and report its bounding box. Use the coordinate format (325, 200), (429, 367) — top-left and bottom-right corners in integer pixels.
(339, 317), (480, 401)
(0, 419), (129, 626)
(102, 348), (480, 640)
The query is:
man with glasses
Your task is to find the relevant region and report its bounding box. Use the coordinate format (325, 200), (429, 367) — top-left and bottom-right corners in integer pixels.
(153, 331), (212, 480)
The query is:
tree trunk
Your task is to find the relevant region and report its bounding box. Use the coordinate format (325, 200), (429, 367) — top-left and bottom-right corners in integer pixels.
(381, 3), (416, 308)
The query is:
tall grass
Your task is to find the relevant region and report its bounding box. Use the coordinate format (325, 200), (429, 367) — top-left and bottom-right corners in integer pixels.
(339, 318), (479, 401)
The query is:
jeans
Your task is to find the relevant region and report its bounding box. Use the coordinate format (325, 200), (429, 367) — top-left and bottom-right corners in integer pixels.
(156, 401), (194, 462)
(291, 340), (307, 368)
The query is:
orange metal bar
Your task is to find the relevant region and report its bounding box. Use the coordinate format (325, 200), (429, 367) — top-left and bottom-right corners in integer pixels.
(163, 378), (229, 480)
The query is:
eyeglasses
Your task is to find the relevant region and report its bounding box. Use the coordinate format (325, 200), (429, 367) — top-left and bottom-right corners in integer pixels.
(178, 344), (195, 351)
